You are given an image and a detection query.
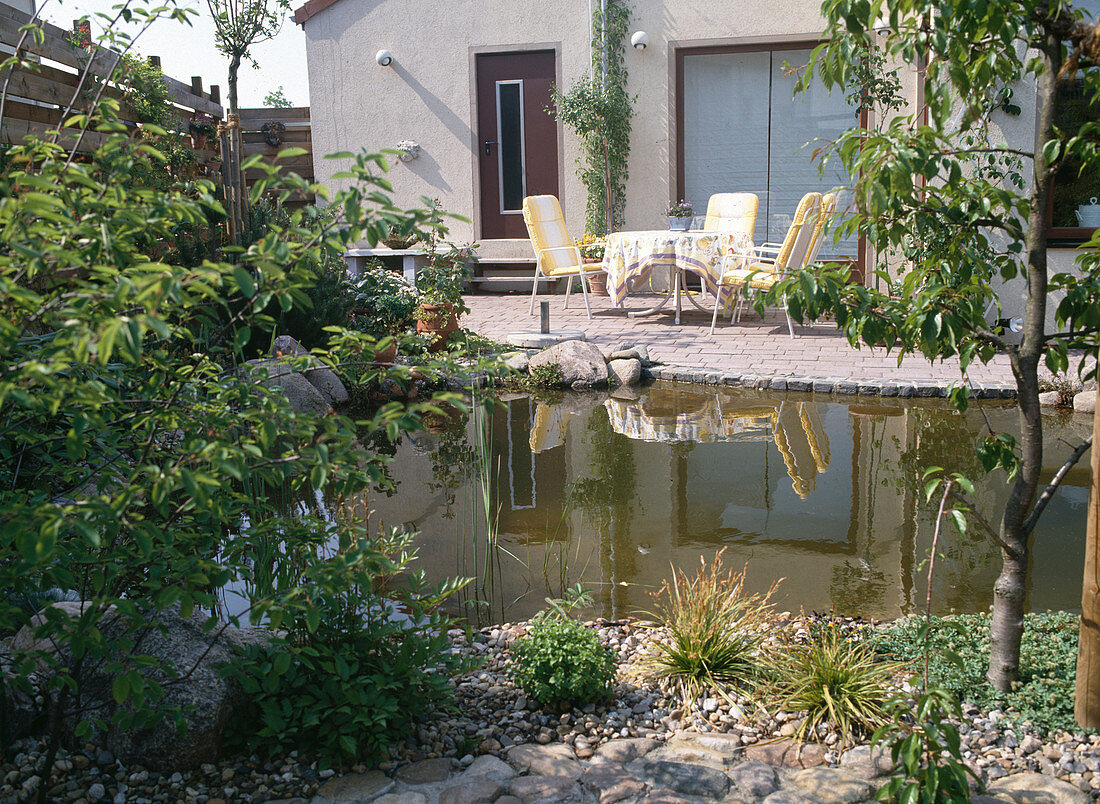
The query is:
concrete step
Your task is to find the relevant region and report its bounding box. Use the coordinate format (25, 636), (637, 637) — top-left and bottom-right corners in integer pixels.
(475, 238), (533, 259)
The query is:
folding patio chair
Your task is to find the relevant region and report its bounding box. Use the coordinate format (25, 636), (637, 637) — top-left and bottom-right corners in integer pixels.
(522, 195), (603, 320)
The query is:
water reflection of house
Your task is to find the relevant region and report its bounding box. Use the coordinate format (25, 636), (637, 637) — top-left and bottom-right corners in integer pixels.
(370, 385), (1088, 623)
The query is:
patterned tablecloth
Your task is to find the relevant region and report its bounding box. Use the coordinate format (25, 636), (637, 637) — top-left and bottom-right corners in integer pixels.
(602, 229), (753, 307)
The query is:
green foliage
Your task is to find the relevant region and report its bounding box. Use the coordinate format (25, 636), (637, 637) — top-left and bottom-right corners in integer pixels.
(641, 550), (776, 707)
(874, 612), (1079, 734)
(348, 263), (419, 338)
(263, 85), (292, 108)
(550, 0), (634, 234)
(0, 51), (488, 771)
(873, 687), (977, 804)
(224, 531), (469, 767)
(774, 625), (900, 746)
(527, 362), (564, 389)
(510, 617), (616, 706)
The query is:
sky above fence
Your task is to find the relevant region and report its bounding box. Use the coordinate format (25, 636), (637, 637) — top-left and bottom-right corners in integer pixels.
(42, 0), (309, 108)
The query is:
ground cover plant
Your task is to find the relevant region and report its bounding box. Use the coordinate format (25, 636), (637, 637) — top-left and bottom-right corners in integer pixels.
(874, 612), (1079, 735)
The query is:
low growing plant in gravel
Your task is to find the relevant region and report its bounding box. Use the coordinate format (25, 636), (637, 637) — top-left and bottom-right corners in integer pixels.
(873, 611), (1077, 734)
(775, 623), (900, 746)
(873, 686), (979, 803)
(510, 617), (616, 707)
(640, 550), (778, 707)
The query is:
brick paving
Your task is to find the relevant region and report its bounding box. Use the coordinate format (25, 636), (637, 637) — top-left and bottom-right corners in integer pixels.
(464, 290), (1016, 391)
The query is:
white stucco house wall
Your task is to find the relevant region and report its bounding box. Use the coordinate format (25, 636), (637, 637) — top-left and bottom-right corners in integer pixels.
(294, 0), (1099, 320)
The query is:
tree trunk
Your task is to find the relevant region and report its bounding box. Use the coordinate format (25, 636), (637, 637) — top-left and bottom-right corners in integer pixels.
(1077, 377), (1100, 727)
(227, 53), (241, 115)
(987, 29), (1060, 692)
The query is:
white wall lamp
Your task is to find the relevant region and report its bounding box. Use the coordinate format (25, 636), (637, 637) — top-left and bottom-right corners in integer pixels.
(376, 49), (393, 67)
(630, 31), (649, 50)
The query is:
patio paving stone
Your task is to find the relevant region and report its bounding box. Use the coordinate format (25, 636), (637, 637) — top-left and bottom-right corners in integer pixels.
(464, 292), (1016, 395)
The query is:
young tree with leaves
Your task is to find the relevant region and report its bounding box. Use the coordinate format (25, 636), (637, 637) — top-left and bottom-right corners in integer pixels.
(773, 0), (1100, 693)
(207, 0), (289, 113)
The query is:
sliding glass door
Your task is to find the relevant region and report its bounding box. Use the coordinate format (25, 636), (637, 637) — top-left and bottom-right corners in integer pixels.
(681, 47), (857, 260)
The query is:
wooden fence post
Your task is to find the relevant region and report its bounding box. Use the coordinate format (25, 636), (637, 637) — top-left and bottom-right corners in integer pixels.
(1076, 373), (1100, 728)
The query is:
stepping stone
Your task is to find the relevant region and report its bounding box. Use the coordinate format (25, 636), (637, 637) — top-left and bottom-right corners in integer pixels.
(988, 773), (1090, 804)
(462, 754), (516, 780)
(638, 790), (696, 804)
(641, 759), (730, 800)
(593, 737), (658, 763)
(582, 765), (648, 804)
(742, 739), (825, 769)
(507, 774), (580, 802)
(839, 744), (895, 779)
(762, 792), (819, 804)
(789, 767), (874, 804)
(313, 771), (395, 803)
(438, 778), (505, 804)
(728, 760), (778, 797)
(507, 743), (581, 779)
(394, 758), (454, 785)
(374, 794), (428, 804)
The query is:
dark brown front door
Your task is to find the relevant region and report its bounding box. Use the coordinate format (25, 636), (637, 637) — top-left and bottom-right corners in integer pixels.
(476, 51), (559, 239)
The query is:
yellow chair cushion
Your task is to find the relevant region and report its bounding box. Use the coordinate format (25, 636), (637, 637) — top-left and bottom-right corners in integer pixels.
(720, 263), (780, 290)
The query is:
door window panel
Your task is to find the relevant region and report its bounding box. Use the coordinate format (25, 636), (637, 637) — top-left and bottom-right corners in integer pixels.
(497, 80), (526, 214)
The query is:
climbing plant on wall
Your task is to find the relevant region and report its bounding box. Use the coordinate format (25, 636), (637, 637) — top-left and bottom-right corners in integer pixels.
(551, 0), (634, 235)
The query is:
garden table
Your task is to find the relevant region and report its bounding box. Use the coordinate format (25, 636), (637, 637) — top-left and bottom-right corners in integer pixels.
(602, 229), (752, 324)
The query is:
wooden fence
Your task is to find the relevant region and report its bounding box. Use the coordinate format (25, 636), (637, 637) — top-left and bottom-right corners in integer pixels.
(238, 106), (313, 204)
(0, 4), (223, 151)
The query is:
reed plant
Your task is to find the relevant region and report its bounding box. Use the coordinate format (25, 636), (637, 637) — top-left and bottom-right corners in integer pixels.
(774, 624), (900, 745)
(640, 550), (778, 708)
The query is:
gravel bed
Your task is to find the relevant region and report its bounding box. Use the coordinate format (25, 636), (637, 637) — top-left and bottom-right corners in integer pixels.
(3, 613), (1099, 802)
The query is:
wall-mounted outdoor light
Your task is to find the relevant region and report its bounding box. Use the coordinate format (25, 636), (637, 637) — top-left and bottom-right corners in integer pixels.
(376, 49), (393, 67)
(630, 31), (649, 50)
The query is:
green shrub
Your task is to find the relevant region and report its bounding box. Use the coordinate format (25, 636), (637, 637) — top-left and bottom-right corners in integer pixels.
(347, 263), (419, 338)
(775, 625), (899, 745)
(641, 550), (776, 707)
(873, 612), (1078, 734)
(224, 532), (468, 767)
(510, 618), (616, 706)
(873, 686), (977, 804)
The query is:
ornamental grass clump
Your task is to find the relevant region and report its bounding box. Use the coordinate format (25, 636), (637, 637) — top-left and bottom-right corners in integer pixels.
(774, 624), (900, 746)
(641, 550), (778, 707)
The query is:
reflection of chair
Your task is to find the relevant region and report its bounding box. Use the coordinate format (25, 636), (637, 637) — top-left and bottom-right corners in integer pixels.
(720, 399), (831, 498)
(710, 192), (822, 338)
(522, 195), (603, 320)
(529, 403), (567, 453)
(704, 193), (759, 238)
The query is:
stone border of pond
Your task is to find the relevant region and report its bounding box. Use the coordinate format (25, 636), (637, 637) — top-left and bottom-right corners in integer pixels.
(642, 364), (1020, 399)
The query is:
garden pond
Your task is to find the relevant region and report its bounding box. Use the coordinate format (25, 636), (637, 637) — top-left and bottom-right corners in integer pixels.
(361, 382), (1091, 625)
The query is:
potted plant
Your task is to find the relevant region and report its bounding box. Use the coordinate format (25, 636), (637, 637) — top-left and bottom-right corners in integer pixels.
(382, 224), (419, 249)
(346, 262), (419, 362)
(414, 242), (475, 351)
(188, 112), (217, 150)
(578, 234), (609, 296)
(666, 200), (694, 231)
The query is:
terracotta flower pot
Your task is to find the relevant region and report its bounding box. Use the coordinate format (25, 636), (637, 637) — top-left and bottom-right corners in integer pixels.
(586, 268), (609, 296)
(374, 340), (398, 364)
(416, 302), (460, 351)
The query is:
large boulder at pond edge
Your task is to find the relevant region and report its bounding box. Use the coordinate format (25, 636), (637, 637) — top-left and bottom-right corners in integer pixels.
(10, 601), (267, 770)
(271, 336), (348, 406)
(243, 358), (332, 417)
(528, 340), (608, 389)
